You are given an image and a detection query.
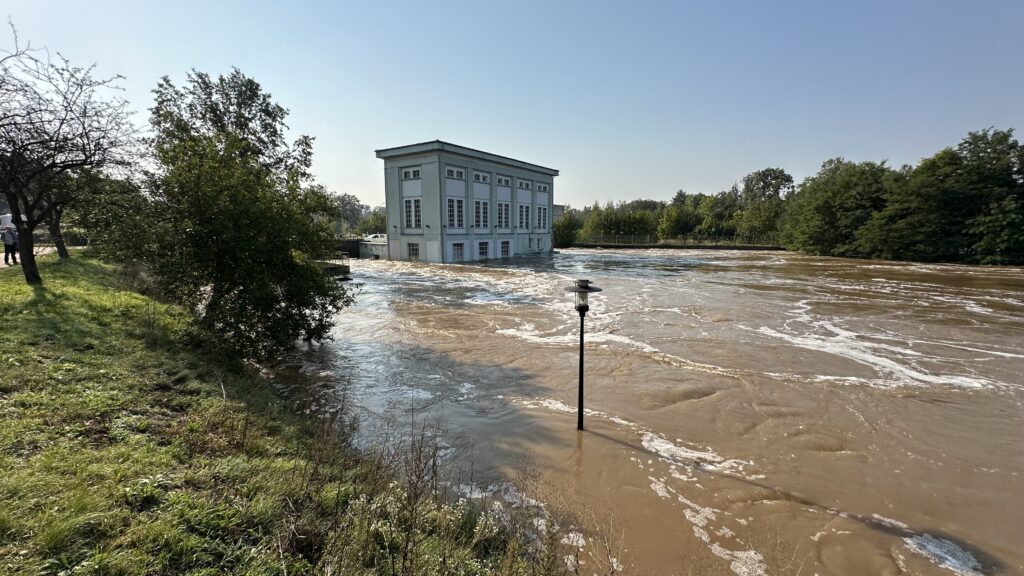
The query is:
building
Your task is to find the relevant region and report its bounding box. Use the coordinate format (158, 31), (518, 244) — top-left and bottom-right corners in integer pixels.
(375, 141), (558, 263)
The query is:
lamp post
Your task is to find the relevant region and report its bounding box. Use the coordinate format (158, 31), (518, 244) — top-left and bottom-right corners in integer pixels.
(564, 279), (602, 431)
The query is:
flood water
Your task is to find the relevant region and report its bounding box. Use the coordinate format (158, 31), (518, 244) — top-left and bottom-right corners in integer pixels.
(283, 249), (1024, 576)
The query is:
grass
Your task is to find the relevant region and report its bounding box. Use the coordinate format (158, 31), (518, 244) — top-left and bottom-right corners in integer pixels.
(0, 255), (557, 575)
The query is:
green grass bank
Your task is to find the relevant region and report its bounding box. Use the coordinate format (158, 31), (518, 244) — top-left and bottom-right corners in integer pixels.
(0, 256), (554, 576)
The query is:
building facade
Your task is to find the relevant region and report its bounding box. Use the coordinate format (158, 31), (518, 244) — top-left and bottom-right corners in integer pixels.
(375, 141), (558, 263)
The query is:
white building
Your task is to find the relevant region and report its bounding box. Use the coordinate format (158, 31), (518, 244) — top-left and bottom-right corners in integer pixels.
(375, 141), (558, 263)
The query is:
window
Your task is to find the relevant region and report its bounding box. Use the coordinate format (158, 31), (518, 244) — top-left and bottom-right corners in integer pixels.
(452, 242), (464, 262)
(518, 205), (530, 229)
(473, 172), (490, 183)
(529, 238), (533, 250)
(401, 167), (421, 180)
(447, 198), (464, 228)
(445, 166), (465, 179)
(478, 242), (489, 260)
(536, 206), (547, 229)
(404, 198), (421, 229)
(474, 200), (489, 228)
(496, 175), (512, 186)
(500, 240), (510, 257)
(517, 179), (532, 190)
(537, 183), (549, 192)
(497, 202), (510, 228)
(407, 243), (420, 261)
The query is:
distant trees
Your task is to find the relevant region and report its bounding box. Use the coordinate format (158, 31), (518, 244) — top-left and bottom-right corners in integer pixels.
(356, 208), (386, 235)
(780, 128), (1024, 263)
(1, 26), (133, 283)
(331, 192), (369, 236)
(566, 128), (1022, 264)
(779, 159), (899, 256)
(733, 168), (792, 241)
(578, 201), (662, 239)
(552, 209), (582, 248)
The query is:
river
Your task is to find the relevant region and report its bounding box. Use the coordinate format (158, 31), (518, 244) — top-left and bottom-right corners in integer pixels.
(281, 249), (1024, 576)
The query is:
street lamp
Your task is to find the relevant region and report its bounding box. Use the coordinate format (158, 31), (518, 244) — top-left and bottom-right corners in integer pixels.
(564, 279), (602, 431)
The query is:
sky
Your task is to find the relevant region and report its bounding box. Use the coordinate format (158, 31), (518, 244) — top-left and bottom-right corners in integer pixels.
(6, 0), (1023, 208)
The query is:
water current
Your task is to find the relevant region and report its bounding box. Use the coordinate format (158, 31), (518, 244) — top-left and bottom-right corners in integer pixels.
(279, 249), (1024, 576)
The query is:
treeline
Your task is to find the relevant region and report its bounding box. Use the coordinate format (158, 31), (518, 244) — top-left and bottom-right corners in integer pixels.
(554, 168), (797, 247)
(555, 128), (1024, 264)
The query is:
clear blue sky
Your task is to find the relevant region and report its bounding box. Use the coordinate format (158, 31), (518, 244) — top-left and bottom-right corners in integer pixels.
(7, 0), (1023, 208)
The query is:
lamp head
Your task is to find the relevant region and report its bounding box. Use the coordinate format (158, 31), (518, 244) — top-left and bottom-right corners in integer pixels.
(565, 279), (602, 315)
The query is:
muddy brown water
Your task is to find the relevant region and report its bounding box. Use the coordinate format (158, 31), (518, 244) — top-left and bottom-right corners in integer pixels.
(280, 249), (1024, 576)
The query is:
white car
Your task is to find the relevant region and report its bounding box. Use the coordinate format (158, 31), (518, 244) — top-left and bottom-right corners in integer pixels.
(363, 233), (387, 243)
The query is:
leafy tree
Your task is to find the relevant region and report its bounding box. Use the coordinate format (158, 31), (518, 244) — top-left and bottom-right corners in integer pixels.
(331, 192), (368, 236)
(71, 174), (148, 259)
(112, 69), (351, 360)
(780, 159), (898, 255)
(958, 128), (1024, 262)
(1, 27), (133, 283)
(853, 130), (1022, 262)
(578, 201), (659, 239)
(658, 192), (704, 238)
(855, 149), (965, 261)
(356, 208), (386, 235)
(552, 209), (582, 247)
(695, 187), (739, 236)
(733, 168), (792, 242)
(618, 198), (666, 213)
(970, 195), (1024, 264)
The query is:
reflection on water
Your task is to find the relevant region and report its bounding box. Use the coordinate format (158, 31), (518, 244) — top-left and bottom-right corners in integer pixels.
(282, 249), (1024, 576)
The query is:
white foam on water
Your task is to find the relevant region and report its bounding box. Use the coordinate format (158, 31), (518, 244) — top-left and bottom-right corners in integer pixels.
(649, 477), (671, 499)
(561, 531), (586, 547)
(693, 526), (767, 576)
(512, 397), (758, 481)
(511, 397), (639, 429)
(903, 534), (983, 576)
(871, 513), (909, 529)
(755, 325), (993, 389)
(924, 340), (1024, 359)
(643, 432), (756, 476)
(454, 481), (546, 511)
(642, 432), (723, 464)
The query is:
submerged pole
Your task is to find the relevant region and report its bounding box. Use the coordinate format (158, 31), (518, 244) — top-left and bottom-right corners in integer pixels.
(578, 311), (585, 431)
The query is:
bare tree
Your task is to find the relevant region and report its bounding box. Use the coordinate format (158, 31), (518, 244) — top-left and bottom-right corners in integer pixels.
(1, 22), (133, 283)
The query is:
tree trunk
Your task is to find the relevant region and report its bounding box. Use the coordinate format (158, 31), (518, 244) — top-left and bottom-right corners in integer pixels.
(17, 225), (42, 285)
(47, 209), (70, 259)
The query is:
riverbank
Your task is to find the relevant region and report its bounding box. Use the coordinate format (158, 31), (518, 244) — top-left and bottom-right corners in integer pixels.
(0, 256), (555, 575)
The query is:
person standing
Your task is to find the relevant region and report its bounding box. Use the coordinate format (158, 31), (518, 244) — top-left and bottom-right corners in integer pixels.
(2, 224), (18, 266)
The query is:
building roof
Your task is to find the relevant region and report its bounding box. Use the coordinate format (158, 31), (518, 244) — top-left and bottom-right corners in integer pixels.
(375, 140), (559, 176)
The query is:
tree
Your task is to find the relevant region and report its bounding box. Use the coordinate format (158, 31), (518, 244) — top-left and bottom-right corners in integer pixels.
(552, 209), (582, 247)
(331, 192), (368, 236)
(959, 128), (1024, 263)
(779, 159), (897, 256)
(855, 149), (965, 261)
(1, 27), (133, 283)
(113, 69), (351, 360)
(733, 168), (792, 242)
(356, 208), (386, 235)
(970, 195), (1024, 264)
(694, 187), (740, 236)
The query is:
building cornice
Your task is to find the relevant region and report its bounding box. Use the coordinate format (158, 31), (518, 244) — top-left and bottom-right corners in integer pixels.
(375, 140), (559, 176)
